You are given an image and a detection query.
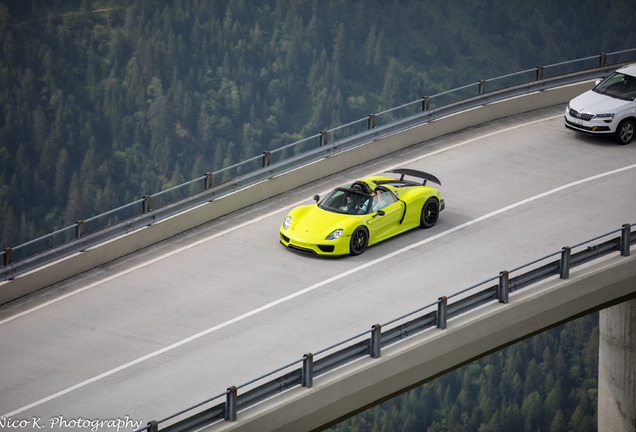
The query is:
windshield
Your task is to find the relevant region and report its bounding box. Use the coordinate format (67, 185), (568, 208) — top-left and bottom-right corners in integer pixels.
(319, 188), (370, 215)
(593, 71), (636, 101)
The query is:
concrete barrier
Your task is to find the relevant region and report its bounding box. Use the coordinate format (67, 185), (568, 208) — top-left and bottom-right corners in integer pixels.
(0, 80), (597, 305)
(204, 253), (636, 432)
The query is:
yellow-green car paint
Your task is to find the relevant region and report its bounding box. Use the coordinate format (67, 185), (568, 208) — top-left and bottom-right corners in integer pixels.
(280, 170), (444, 256)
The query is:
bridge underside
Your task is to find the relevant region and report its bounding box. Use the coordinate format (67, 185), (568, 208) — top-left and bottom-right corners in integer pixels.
(202, 253), (636, 432)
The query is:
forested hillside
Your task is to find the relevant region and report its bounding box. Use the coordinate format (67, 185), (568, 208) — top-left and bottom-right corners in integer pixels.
(0, 2), (629, 430)
(1, 0), (636, 249)
(328, 313), (599, 432)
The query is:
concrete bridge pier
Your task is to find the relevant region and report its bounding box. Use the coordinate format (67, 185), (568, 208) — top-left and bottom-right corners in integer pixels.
(598, 298), (636, 432)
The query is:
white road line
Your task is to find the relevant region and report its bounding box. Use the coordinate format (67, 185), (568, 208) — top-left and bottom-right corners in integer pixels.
(0, 200), (305, 327)
(0, 113), (563, 326)
(4, 161), (635, 417)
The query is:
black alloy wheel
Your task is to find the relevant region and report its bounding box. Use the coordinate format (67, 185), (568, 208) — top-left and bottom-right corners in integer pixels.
(420, 197), (439, 228)
(349, 227), (369, 255)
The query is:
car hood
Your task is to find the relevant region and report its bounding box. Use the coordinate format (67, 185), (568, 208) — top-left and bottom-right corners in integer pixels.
(287, 205), (359, 240)
(569, 89), (632, 113)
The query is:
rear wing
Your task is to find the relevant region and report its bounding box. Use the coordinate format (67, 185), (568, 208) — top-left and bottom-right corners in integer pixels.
(387, 168), (441, 186)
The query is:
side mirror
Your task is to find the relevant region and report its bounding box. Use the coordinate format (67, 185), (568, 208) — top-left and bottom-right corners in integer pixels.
(374, 210), (385, 217)
(313, 195), (320, 202)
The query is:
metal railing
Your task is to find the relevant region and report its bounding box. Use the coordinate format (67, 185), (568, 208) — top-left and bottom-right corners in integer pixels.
(135, 222), (634, 431)
(2, 48), (636, 281)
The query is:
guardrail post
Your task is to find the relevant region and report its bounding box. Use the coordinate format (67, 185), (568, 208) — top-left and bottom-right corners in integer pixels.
(536, 65), (544, 80)
(204, 172), (213, 189)
(370, 324), (381, 358)
(145, 421), (158, 432)
(599, 52), (607, 67)
(142, 195), (151, 213)
(75, 220), (85, 239)
(262, 151), (271, 167)
(621, 223), (631, 256)
(367, 114), (376, 130)
(498, 271), (509, 303)
(3, 248), (12, 266)
(478, 79), (486, 94)
(302, 353), (313, 388)
(437, 296), (447, 329)
(225, 386), (237, 421)
(319, 130), (328, 146)
(421, 96), (430, 111)
(560, 247), (571, 279)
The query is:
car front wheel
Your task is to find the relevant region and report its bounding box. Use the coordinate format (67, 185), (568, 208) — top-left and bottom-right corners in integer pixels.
(349, 227), (368, 255)
(614, 119), (635, 145)
(420, 197), (440, 228)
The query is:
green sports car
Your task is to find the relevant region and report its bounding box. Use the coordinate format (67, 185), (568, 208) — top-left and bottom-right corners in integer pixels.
(279, 169), (444, 255)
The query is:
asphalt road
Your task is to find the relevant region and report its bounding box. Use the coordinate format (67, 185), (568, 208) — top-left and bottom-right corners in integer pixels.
(1, 104), (635, 430)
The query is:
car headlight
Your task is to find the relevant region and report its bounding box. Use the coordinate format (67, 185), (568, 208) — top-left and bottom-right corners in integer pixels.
(326, 229), (344, 240)
(283, 216), (292, 230)
(594, 113), (614, 120)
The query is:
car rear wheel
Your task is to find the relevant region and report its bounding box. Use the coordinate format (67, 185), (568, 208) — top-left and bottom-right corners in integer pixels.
(614, 119), (635, 145)
(420, 197), (439, 228)
(349, 227), (368, 255)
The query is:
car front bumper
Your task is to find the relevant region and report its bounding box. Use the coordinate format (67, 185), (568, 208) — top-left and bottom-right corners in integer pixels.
(564, 107), (615, 136)
(279, 230), (350, 255)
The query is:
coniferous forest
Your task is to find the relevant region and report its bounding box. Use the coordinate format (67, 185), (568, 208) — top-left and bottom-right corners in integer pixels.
(0, 2), (633, 430)
(1, 0), (636, 249)
(328, 313), (599, 432)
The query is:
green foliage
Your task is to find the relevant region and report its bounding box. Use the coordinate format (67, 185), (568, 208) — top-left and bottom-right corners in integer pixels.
(0, 0), (635, 248)
(329, 313), (599, 432)
(0, 4), (622, 427)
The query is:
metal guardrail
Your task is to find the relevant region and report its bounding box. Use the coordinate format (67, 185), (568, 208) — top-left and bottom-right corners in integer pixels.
(135, 222), (634, 431)
(2, 48), (636, 281)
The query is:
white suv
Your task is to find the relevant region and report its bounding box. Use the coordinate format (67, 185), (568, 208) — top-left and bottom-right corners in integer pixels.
(564, 63), (636, 144)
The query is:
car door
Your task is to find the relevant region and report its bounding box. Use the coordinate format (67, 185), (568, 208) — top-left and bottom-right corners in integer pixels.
(365, 191), (403, 244)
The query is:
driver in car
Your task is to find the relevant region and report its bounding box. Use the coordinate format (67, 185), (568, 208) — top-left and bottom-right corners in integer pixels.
(340, 194), (356, 212)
